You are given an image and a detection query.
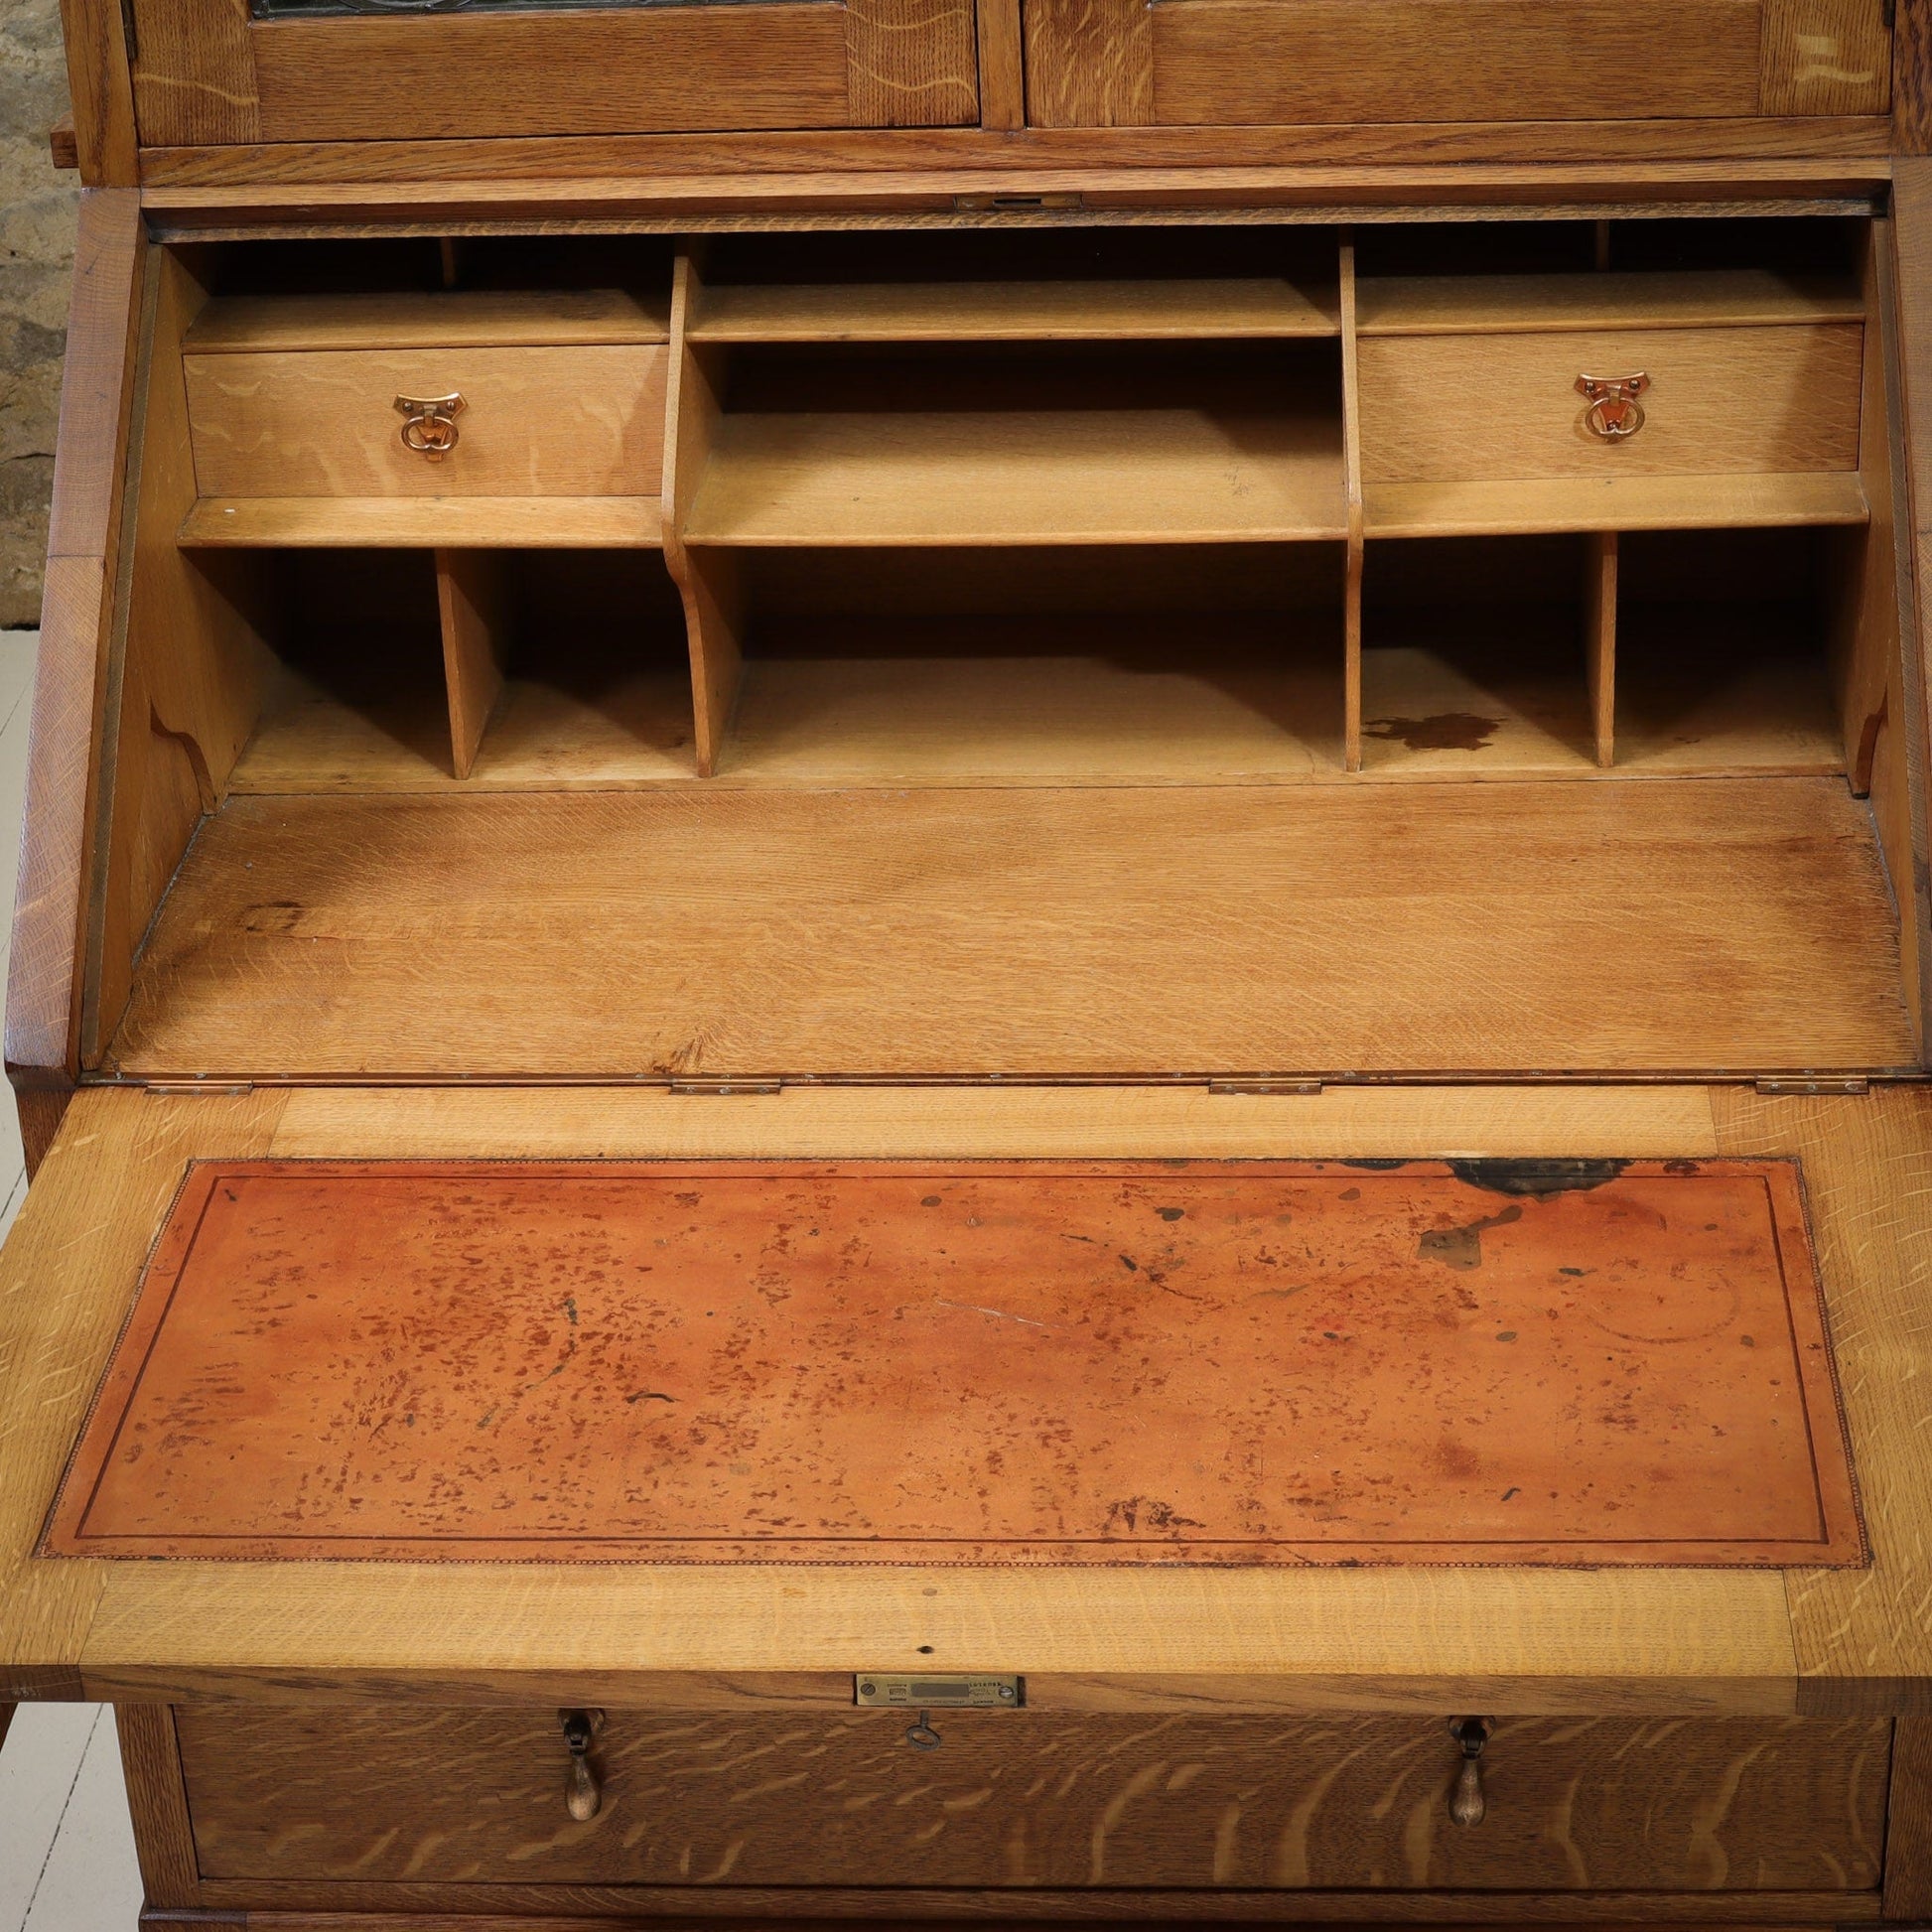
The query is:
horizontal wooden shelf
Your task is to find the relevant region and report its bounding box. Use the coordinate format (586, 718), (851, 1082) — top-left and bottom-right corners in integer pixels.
(688, 278), (1343, 343)
(1361, 473), (1868, 538)
(185, 289), (671, 352)
(1355, 271), (1863, 338)
(685, 411), (1348, 546)
(180, 496), (665, 548)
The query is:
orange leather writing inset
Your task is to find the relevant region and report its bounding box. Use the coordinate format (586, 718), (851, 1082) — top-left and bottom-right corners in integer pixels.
(43, 1158), (1864, 1567)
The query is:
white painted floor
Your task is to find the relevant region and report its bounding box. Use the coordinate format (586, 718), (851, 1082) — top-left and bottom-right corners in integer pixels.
(0, 631), (146, 1932)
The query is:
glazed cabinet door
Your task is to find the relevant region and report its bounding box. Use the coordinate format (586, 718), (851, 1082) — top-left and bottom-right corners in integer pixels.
(1023, 0), (1891, 129)
(125, 0), (980, 144)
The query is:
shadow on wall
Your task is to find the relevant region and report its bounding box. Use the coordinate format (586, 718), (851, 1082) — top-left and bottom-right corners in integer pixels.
(0, 0), (79, 630)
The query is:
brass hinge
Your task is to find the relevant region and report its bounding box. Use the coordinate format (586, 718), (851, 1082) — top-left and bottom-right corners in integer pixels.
(1753, 1076), (1870, 1097)
(1208, 1078), (1324, 1096)
(667, 1077), (783, 1096)
(144, 1080), (255, 1097)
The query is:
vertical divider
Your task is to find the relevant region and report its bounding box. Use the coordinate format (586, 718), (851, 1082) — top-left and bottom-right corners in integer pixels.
(1585, 530), (1617, 769)
(1338, 234), (1365, 773)
(436, 549), (510, 780)
(663, 242), (744, 779)
(976, 0), (1027, 129)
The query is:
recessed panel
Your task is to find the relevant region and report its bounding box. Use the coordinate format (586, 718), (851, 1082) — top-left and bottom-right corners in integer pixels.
(46, 1158), (1863, 1567)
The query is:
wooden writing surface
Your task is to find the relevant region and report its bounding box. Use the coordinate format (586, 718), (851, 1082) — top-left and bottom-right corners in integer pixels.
(46, 1157), (1863, 1570)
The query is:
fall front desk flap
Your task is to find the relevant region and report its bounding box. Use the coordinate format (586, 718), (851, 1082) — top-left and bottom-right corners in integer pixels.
(44, 1159), (1863, 1568)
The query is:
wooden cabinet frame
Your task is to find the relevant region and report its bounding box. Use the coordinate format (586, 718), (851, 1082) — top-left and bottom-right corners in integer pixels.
(123, 0), (980, 147)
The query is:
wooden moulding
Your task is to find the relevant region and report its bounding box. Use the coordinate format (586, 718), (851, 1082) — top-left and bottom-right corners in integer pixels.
(7, 190), (142, 1108)
(1887, 162), (1932, 1076)
(115, 1705), (199, 1910)
(179, 495), (665, 549)
(111, 1892), (1904, 1925)
(1361, 472), (1870, 538)
(54, 0), (135, 187)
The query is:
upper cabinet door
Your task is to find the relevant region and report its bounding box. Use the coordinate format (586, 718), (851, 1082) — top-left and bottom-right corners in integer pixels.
(1023, 0), (1891, 128)
(127, 0), (981, 145)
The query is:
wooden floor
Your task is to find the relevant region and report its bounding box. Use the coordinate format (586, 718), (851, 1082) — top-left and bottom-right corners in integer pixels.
(106, 775), (1913, 1078)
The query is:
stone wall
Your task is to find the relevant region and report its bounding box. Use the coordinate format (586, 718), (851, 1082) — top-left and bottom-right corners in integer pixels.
(1, 0), (80, 629)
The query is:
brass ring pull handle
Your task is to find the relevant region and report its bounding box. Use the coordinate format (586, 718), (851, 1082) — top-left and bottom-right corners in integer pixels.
(1577, 372), (1650, 441)
(560, 1708), (606, 1822)
(1448, 1717), (1493, 1827)
(395, 392), (466, 461)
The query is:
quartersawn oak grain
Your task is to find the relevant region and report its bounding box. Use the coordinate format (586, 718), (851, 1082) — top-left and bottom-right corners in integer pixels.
(174, 1709), (1889, 1892)
(0, 1088), (288, 1704)
(1718, 1089), (1932, 1712)
(1358, 326), (1864, 484)
(104, 778), (1913, 1080)
(184, 345), (668, 498)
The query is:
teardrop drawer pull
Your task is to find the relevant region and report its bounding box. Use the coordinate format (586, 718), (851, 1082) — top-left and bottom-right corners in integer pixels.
(1448, 1716), (1493, 1827)
(395, 391), (466, 460)
(560, 1708), (606, 1821)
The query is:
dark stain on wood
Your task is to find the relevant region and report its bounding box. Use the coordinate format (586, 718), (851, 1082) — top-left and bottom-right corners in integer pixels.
(1363, 711), (1501, 752)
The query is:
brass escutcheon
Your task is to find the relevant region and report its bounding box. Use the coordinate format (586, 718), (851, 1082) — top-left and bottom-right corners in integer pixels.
(394, 392), (466, 461)
(1576, 372), (1650, 441)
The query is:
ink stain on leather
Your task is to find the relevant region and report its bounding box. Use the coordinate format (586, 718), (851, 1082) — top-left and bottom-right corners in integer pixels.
(1420, 1204), (1525, 1270)
(1105, 1497), (1205, 1535)
(1448, 1158), (1631, 1198)
(1363, 712), (1500, 752)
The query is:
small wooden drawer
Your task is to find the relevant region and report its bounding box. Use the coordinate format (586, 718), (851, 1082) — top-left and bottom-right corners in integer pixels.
(1356, 271), (1864, 485)
(182, 291), (671, 499)
(177, 1708), (1889, 1892)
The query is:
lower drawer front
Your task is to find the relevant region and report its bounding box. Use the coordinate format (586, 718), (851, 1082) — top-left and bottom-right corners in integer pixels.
(183, 344), (667, 497)
(1357, 324), (1863, 483)
(178, 1710), (1888, 1890)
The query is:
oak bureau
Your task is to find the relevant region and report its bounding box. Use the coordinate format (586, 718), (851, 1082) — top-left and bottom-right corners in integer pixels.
(7, 3), (1932, 1930)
